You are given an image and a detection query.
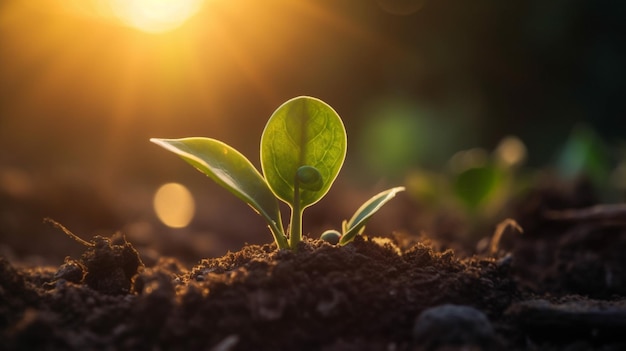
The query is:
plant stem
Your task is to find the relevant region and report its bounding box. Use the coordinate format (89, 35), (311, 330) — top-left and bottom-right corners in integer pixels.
(289, 177), (304, 249)
(289, 206), (304, 249)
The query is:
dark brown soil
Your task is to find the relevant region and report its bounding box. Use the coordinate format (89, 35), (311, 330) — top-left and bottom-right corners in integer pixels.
(2, 179), (626, 350)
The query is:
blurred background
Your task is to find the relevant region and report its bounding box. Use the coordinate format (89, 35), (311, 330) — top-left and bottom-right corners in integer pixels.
(1, 0), (625, 265)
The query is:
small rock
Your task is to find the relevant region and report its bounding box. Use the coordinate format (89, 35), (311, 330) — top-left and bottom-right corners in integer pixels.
(54, 257), (85, 283)
(412, 304), (496, 350)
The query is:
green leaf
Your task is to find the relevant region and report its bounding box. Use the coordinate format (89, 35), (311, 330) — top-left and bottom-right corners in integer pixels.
(261, 96), (347, 209)
(150, 137), (287, 248)
(339, 187), (405, 245)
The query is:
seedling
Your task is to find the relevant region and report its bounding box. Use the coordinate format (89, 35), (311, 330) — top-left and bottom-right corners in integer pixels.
(151, 96), (404, 250)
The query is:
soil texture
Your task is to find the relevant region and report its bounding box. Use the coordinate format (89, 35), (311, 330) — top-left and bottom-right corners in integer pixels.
(2, 179), (626, 350)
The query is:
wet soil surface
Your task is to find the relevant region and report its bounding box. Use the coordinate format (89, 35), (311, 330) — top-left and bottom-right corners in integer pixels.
(2, 180), (626, 350)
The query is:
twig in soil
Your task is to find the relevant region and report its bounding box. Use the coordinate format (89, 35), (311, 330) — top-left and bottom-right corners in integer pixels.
(543, 204), (626, 223)
(490, 218), (523, 256)
(43, 218), (94, 247)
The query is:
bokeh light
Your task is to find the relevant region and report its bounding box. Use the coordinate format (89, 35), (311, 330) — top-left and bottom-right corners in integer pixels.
(357, 96), (464, 179)
(153, 182), (195, 228)
(448, 148), (488, 174)
(360, 111), (422, 177)
(494, 136), (527, 167)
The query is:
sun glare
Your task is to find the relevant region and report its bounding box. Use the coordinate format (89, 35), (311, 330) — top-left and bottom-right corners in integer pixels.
(109, 0), (204, 33)
(2, 0), (390, 182)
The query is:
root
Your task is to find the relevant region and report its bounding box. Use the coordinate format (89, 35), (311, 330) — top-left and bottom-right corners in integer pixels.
(44, 218), (94, 247)
(490, 218), (523, 256)
(544, 204), (626, 223)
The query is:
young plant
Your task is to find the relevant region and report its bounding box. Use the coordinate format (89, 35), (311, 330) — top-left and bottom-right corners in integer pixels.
(151, 96), (404, 250)
(325, 186), (405, 246)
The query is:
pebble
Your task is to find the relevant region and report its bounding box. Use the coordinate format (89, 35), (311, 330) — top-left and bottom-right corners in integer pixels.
(412, 304), (496, 350)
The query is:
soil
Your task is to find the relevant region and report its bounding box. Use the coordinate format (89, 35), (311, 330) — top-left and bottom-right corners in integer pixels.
(2, 177), (626, 350)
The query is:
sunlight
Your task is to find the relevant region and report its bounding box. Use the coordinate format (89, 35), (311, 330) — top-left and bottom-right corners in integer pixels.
(110, 0), (205, 33)
(2, 0), (396, 183)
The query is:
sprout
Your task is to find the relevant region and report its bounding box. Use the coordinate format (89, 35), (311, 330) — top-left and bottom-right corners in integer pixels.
(320, 230), (341, 245)
(151, 96), (403, 250)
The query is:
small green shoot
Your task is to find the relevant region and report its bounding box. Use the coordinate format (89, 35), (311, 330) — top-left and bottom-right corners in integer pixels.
(339, 186), (405, 245)
(151, 96), (404, 250)
(318, 186), (405, 245)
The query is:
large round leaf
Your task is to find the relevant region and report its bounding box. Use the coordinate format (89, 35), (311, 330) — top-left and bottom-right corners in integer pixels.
(260, 96), (347, 209)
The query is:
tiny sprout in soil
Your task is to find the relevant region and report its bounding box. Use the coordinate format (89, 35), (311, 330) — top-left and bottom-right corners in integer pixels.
(151, 96), (404, 250)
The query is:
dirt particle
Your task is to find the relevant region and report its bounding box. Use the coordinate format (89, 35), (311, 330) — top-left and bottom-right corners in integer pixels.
(81, 233), (144, 295)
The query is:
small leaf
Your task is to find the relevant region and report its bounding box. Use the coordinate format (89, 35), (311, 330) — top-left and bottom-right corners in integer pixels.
(341, 219), (348, 233)
(296, 165), (323, 191)
(261, 96), (347, 209)
(340, 187), (405, 245)
(150, 137), (287, 247)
